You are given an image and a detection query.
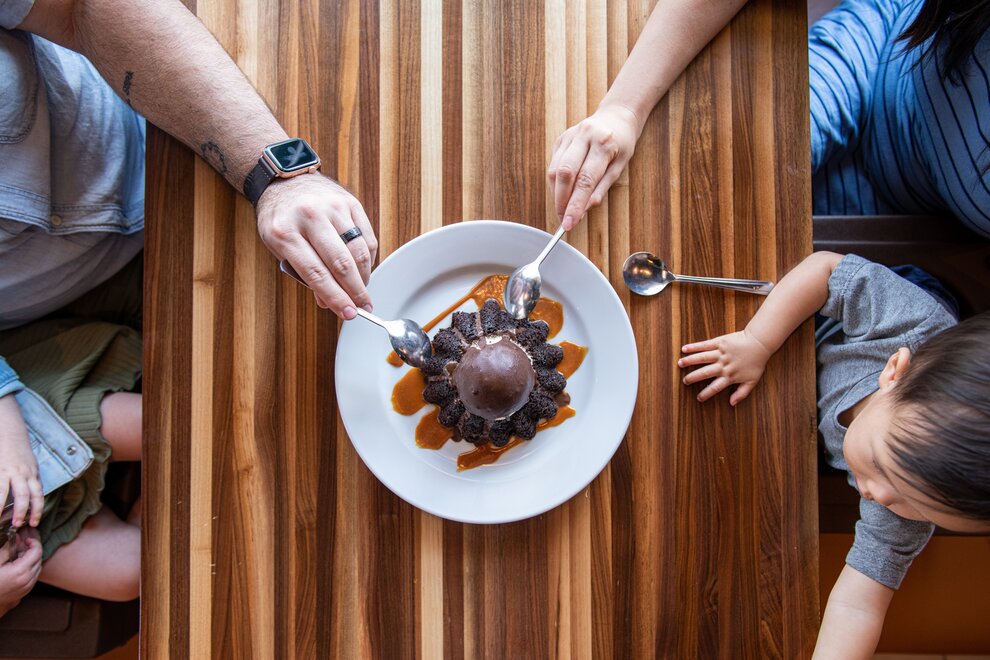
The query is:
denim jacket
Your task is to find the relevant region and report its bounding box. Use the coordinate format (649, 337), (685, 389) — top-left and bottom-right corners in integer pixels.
(0, 356), (21, 399)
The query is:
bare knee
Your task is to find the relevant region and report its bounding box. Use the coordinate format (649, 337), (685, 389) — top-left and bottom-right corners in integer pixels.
(102, 552), (140, 601)
(40, 510), (141, 602)
(99, 392), (142, 461)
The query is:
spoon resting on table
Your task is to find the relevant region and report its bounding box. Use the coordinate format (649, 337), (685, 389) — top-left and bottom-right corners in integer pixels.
(278, 259), (434, 369)
(622, 252), (774, 296)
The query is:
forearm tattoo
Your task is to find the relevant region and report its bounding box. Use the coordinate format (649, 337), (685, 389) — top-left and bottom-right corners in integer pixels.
(199, 141), (229, 175)
(122, 71), (134, 106)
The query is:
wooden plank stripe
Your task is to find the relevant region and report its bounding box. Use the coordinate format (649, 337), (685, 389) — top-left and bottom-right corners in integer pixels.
(189, 159), (216, 660)
(418, 3), (445, 658)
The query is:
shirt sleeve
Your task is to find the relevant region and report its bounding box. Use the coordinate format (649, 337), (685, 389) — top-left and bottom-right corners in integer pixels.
(0, 355), (24, 398)
(808, 0), (903, 171)
(819, 254), (954, 347)
(848, 497), (934, 589)
(0, 0), (34, 29)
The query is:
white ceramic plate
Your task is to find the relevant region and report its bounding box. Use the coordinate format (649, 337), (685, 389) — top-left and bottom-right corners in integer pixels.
(335, 220), (638, 523)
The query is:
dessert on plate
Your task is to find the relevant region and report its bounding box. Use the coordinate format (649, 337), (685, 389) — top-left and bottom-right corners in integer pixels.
(422, 299), (568, 447)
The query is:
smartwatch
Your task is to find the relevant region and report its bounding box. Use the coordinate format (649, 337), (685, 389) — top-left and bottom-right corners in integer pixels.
(243, 137), (322, 205)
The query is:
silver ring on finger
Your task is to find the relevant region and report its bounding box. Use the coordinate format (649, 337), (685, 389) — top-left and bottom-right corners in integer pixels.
(339, 227), (362, 245)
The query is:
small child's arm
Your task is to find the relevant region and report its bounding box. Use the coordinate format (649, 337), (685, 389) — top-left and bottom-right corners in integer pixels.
(678, 251), (843, 404)
(813, 564), (894, 659)
(0, 395), (45, 529)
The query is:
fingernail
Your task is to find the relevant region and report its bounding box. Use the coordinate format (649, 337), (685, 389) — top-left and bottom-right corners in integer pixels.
(343, 306), (357, 320)
(362, 304), (374, 313)
(563, 215), (574, 229)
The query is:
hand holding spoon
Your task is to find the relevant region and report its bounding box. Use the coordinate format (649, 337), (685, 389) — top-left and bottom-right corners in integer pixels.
(278, 260), (434, 369)
(503, 225), (566, 319)
(622, 252), (774, 296)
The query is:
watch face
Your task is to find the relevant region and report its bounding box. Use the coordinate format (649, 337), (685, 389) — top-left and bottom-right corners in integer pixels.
(266, 139), (320, 172)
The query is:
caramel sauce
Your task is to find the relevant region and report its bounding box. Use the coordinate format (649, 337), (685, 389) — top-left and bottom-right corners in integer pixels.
(457, 438), (523, 471)
(537, 405), (576, 429)
(455, 406), (577, 470)
(391, 368), (428, 415)
(557, 342), (588, 379)
(386, 274), (565, 365)
(415, 407), (452, 449)
(530, 298), (564, 338)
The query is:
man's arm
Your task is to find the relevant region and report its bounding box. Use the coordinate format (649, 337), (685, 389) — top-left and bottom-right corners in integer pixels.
(19, 0), (378, 319)
(814, 564), (894, 659)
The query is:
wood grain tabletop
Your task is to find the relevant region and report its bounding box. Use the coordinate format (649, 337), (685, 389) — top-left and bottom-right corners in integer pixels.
(144, 0), (818, 657)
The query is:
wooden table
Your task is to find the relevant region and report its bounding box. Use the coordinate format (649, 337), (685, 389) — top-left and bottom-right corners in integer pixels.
(144, 1), (818, 657)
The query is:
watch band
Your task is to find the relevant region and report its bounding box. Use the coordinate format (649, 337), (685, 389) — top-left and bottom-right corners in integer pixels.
(243, 156), (278, 206)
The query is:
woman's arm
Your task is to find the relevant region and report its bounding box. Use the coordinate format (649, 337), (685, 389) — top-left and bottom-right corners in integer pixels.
(548, 0), (748, 229)
(19, 0), (378, 319)
(814, 565), (894, 659)
(678, 251), (842, 404)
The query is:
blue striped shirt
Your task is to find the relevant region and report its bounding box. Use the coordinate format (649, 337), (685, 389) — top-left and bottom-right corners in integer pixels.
(810, 0), (990, 237)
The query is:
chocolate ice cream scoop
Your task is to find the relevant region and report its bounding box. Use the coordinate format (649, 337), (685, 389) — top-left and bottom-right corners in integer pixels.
(451, 337), (535, 420)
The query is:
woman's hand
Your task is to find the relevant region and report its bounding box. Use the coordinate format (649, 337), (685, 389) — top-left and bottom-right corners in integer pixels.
(256, 173), (379, 320)
(0, 527), (42, 618)
(0, 395), (44, 530)
(547, 104), (641, 230)
(678, 330), (772, 405)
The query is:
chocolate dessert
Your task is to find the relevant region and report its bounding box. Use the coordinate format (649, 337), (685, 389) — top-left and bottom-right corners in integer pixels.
(422, 299), (568, 447)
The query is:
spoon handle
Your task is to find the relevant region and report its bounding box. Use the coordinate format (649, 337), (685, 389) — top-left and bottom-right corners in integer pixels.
(279, 259), (308, 287)
(535, 225), (566, 266)
(673, 274), (774, 295)
(354, 307), (389, 329)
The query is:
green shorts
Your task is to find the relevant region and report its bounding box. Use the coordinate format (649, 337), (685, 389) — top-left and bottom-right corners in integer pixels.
(0, 255), (142, 560)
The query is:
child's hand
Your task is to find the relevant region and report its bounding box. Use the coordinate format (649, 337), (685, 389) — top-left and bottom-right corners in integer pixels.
(678, 330), (772, 405)
(0, 527), (42, 618)
(0, 395), (44, 529)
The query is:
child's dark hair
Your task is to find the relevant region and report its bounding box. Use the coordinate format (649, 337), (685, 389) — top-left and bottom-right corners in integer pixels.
(888, 311), (990, 523)
(899, 0), (990, 84)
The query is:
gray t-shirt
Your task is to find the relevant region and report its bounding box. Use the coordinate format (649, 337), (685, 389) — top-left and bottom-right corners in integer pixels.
(816, 254), (956, 589)
(0, 3), (144, 330)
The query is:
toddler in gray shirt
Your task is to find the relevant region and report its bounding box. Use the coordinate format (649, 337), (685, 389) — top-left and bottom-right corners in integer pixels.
(678, 251), (990, 657)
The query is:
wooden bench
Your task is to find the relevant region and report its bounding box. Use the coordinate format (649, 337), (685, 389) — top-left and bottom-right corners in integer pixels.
(813, 214), (990, 533)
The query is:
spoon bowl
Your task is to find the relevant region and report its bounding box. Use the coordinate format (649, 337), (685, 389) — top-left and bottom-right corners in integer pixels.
(368, 311), (434, 370)
(504, 225), (566, 319)
(278, 260), (434, 369)
(622, 252), (774, 296)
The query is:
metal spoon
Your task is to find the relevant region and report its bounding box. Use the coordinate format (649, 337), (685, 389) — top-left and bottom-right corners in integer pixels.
(504, 225), (566, 319)
(622, 252), (774, 296)
(278, 260), (434, 369)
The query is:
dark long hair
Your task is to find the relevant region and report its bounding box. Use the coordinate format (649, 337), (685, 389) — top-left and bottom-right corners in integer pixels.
(888, 312), (990, 523)
(898, 0), (990, 84)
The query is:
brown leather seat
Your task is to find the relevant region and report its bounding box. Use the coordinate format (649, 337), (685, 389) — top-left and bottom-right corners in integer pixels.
(813, 214), (990, 534)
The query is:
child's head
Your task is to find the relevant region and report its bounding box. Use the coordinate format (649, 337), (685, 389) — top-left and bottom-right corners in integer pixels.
(842, 312), (990, 532)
